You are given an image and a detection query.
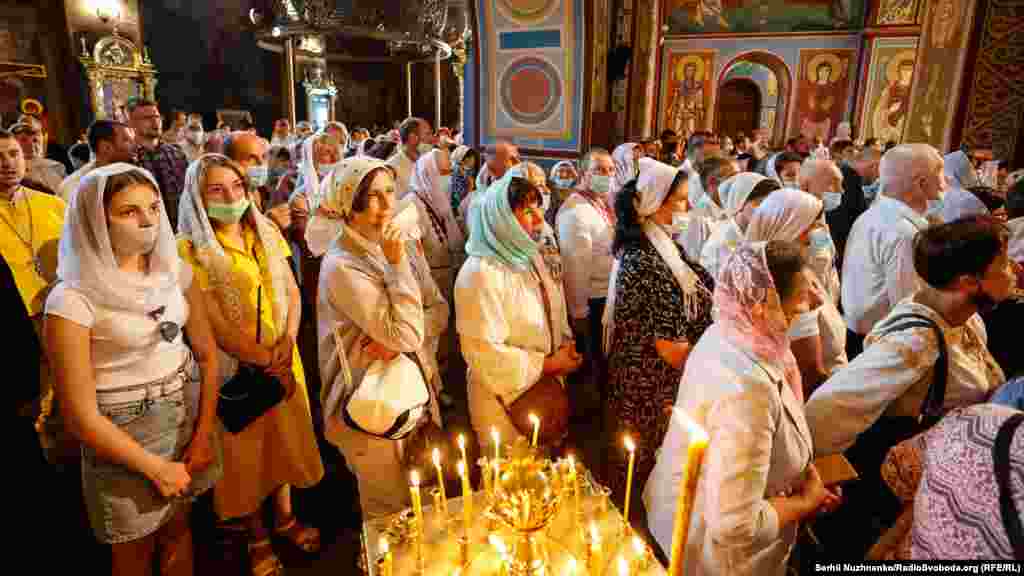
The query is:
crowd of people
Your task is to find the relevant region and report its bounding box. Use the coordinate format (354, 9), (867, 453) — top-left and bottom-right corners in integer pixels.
(8, 99), (1024, 575)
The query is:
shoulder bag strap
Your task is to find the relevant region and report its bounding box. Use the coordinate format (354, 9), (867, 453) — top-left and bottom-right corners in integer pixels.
(994, 412), (1024, 559)
(877, 313), (948, 427)
(415, 190), (449, 248)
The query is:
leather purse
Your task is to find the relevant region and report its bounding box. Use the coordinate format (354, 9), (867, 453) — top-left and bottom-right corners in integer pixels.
(217, 287), (286, 434)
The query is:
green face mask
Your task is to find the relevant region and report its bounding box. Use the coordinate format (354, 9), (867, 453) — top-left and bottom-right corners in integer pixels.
(207, 198), (250, 224)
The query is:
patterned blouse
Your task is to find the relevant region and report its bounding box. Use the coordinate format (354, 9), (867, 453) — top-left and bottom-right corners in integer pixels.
(606, 236), (714, 493)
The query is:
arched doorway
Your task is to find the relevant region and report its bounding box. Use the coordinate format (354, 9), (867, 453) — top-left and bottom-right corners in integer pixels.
(717, 79), (761, 140)
(716, 51), (792, 147)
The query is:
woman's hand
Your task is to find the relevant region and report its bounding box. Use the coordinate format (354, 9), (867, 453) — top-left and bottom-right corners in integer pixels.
(270, 334), (294, 374)
(267, 203), (291, 231)
(796, 464), (841, 518)
(182, 425), (214, 474)
(544, 342), (583, 376)
(381, 222), (405, 265)
(147, 458), (192, 499)
(655, 338), (692, 370)
(362, 336), (400, 362)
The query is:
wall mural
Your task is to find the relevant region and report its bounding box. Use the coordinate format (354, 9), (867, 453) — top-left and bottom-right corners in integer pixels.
(663, 50), (715, 136)
(857, 37), (918, 144)
(794, 49), (853, 140)
(664, 0), (867, 35)
(660, 36), (859, 144)
(873, 0), (921, 26)
(723, 60), (779, 132)
(959, 0), (1024, 163)
(478, 0), (585, 152)
(903, 0), (977, 150)
(0, 14), (47, 126)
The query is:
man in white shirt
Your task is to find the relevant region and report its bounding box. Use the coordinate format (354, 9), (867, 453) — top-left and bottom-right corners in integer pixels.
(799, 157), (844, 301)
(682, 155), (737, 262)
(11, 120), (65, 195)
(476, 140), (520, 193)
(387, 117), (432, 199)
(806, 216), (1013, 558)
(58, 120), (139, 203)
(840, 144), (944, 357)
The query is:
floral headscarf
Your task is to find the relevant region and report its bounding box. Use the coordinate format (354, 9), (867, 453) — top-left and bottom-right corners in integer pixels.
(464, 171), (538, 271)
(612, 143), (641, 194)
(449, 145), (476, 215)
(307, 157), (394, 257)
(410, 148), (463, 249)
(721, 172), (769, 217)
(714, 241), (802, 398)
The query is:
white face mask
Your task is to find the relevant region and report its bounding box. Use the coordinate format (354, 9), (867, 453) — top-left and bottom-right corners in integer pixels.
(540, 191), (551, 214)
(186, 130), (204, 145)
(109, 221), (158, 257)
(823, 191), (842, 212)
(417, 143), (433, 156)
(809, 228), (833, 254)
(782, 178), (800, 189)
(317, 162), (340, 178)
(247, 165), (269, 188)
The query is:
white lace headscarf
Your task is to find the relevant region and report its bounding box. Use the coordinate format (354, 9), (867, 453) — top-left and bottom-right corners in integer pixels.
(308, 157), (395, 257)
(177, 154), (291, 340)
(410, 148), (464, 248)
(58, 163), (180, 314)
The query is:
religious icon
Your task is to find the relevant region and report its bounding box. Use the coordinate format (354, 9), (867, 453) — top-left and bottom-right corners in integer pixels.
(667, 54), (710, 136)
(798, 52), (849, 142)
(673, 0), (730, 29)
(871, 51), (916, 144)
(876, 0), (919, 25)
(929, 0), (962, 49)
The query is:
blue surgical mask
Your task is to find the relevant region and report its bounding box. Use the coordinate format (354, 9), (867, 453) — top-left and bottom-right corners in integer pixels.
(782, 178), (800, 189)
(553, 177), (575, 189)
(247, 165), (269, 188)
(810, 229), (833, 254)
(590, 174), (611, 195)
(862, 181), (881, 203)
(823, 191), (842, 212)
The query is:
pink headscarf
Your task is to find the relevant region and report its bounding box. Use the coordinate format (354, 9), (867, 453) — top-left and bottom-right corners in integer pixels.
(714, 241), (803, 401)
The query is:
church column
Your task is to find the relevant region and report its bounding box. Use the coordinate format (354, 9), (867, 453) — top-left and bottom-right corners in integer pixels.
(626, 0), (659, 138)
(283, 37), (297, 127)
(406, 61), (414, 118)
(451, 43), (468, 133)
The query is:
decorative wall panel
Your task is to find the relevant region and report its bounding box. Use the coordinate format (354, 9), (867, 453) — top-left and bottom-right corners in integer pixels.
(857, 36), (918, 143)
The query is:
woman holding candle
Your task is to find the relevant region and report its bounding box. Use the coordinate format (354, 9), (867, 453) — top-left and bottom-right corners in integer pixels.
(316, 157), (448, 519)
(455, 173), (581, 447)
(603, 158), (715, 521)
(646, 241), (840, 575)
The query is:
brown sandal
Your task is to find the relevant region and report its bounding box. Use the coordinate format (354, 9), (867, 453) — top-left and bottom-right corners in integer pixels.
(248, 538), (284, 576)
(274, 516), (321, 553)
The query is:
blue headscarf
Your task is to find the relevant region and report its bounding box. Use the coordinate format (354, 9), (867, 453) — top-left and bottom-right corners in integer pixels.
(465, 171), (539, 271)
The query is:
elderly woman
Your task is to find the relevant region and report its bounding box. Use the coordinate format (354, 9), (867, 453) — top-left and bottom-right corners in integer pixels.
(455, 174), (581, 446)
(603, 158), (715, 521)
(745, 188), (848, 393)
(46, 164), (222, 574)
(450, 146), (480, 233)
(317, 158), (448, 518)
(547, 160), (579, 227)
(522, 161), (565, 280)
(409, 148), (464, 301)
(939, 149), (999, 223)
(646, 241), (841, 575)
(698, 174), (778, 278)
(178, 155), (324, 576)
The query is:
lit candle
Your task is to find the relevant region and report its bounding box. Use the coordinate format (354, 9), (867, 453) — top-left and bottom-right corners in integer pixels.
(632, 535), (648, 571)
(457, 433), (468, 473)
(491, 426), (500, 464)
(588, 521), (602, 573)
(568, 453), (580, 519)
(668, 409), (709, 576)
(378, 536), (393, 576)
(567, 557), (579, 574)
(432, 447), (448, 515)
(458, 459), (472, 538)
(410, 470), (424, 531)
(618, 554), (630, 576)
(529, 413), (540, 447)
(623, 435), (637, 527)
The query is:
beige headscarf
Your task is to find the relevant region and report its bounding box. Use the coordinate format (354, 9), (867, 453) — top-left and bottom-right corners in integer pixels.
(306, 156), (396, 257)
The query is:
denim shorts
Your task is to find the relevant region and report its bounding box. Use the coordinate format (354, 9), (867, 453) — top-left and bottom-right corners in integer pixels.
(81, 355), (223, 544)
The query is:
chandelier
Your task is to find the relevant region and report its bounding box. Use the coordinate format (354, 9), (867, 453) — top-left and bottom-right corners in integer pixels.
(259, 0), (448, 43)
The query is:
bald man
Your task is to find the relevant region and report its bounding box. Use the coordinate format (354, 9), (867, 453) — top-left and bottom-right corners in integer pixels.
(388, 117), (433, 199)
(799, 157), (844, 301)
(841, 144), (945, 356)
(225, 131), (290, 231)
(476, 140), (520, 192)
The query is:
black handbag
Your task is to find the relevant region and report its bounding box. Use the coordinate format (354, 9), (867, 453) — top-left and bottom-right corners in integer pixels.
(216, 286), (286, 434)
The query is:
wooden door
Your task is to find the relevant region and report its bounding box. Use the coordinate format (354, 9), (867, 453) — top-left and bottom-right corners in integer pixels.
(716, 79), (761, 139)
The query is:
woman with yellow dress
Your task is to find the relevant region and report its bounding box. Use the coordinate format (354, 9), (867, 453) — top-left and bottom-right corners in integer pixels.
(177, 154), (324, 576)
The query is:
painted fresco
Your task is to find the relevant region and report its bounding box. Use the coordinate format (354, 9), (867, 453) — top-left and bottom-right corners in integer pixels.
(663, 51), (715, 135)
(665, 0), (867, 35)
(873, 0), (920, 26)
(723, 60), (779, 106)
(660, 36), (860, 141)
(858, 37), (918, 144)
(478, 0), (585, 151)
(795, 49), (854, 140)
(903, 0), (976, 150)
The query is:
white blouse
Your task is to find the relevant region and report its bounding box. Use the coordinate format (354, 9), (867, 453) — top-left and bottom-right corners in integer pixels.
(45, 266), (192, 391)
(645, 323), (813, 576)
(806, 299), (1005, 456)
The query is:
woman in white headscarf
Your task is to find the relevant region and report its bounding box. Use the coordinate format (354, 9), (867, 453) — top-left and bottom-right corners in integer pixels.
(177, 154), (324, 575)
(316, 157), (448, 519)
(939, 150), (989, 223)
(611, 143), (642, 207)
(699, 173), (779, 279)
(548, 160), (579, 225)
(409, 148), (465, 301)
(603, 157), (715, 525)
(323, 122), (350, 159)
(746, 187), (845, 394)
(46, 164), (222, 573)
